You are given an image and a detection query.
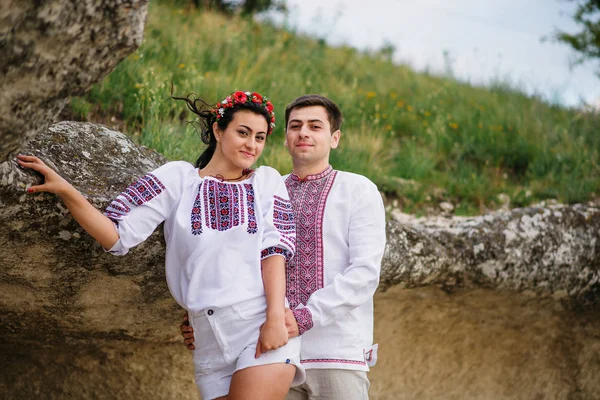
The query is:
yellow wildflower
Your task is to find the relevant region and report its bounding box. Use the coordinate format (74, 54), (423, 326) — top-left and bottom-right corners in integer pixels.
(406, 105), (414, 112)
(449, 122), (459, 130)
(366, 91), (377, 98)
(396, 101), (405, 108)
(179, 63), (186, 69)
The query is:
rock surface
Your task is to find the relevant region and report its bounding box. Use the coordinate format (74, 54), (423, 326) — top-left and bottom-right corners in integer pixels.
(0, 0), (148, 161)
(382, 207), (600, 308)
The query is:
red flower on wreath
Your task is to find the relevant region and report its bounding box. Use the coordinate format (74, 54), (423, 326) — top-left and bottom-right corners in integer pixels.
(252, 92), (263, 103)
(233, 91), (247, 103)
(265, 101), (274, 113)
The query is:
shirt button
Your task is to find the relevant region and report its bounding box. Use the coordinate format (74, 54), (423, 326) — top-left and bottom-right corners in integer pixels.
(207, 309), (214, 316)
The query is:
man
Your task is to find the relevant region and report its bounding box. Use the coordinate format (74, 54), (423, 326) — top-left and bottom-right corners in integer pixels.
(182, 94), (386, 399)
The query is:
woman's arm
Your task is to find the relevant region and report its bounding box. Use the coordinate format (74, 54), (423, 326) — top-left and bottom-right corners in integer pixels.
(17, 154), (119, 249)
(255, 255), (288, 358)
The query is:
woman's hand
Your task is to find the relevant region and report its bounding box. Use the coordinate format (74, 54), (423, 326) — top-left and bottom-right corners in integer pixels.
(17, 154), (72, 195)
(255, 316), (288, 358)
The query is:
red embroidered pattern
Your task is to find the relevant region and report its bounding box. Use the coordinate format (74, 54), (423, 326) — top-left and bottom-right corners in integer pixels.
(292, 307), (313, 335)
(285, 166), (337, 311)
(245, 183), (257, 234)
(190, 180), (257, 235)
(104, 198), (131, 221)
(104, 173), (165, 222)
(261, 246), (293, 262)
(202, 180), (246, 231)
(190, 182), (203, 235)
(273, 195), (295, 251)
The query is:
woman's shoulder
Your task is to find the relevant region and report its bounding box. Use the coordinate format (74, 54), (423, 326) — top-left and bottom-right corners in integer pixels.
(150, 161), (197, 185)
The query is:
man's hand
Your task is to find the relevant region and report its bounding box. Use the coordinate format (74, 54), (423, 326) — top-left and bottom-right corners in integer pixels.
(285, 308), (299, 338)
(180, 312), (195, 350)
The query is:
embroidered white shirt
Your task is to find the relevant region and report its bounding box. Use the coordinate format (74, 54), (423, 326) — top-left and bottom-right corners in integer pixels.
(104, 161), (295, 314)
(284, 166), (386, 371)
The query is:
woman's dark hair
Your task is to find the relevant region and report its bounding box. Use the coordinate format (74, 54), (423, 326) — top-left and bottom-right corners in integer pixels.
(171, 92), (272, 168)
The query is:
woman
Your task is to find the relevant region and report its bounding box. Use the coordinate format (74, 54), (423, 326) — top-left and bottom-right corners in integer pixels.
(17, 90), (304, 400)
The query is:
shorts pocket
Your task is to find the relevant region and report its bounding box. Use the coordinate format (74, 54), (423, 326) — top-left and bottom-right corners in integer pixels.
(230, 297), (266, 320)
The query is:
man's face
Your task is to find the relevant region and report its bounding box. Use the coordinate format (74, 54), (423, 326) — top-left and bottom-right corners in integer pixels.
(284, 106), (340, 166)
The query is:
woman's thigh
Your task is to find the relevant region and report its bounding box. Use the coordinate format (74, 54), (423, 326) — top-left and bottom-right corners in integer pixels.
(228, 363), (296, 400)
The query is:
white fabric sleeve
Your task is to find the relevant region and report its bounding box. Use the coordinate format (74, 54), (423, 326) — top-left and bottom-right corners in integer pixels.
(103, 161), (189, 255)
(258, 167), (296, 263)
(293, 179), (386, 334)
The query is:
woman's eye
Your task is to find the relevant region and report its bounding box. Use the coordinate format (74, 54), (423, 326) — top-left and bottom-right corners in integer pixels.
(256, 136), (266, 141)
(238, 131), (248, 136)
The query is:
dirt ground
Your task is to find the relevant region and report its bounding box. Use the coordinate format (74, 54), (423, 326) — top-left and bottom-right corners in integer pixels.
(370, 286), (600, 400)
(1, 286), (599, 399)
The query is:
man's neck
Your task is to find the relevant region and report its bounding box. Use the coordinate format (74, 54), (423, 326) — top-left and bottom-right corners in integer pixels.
(291, 160), (331, 180)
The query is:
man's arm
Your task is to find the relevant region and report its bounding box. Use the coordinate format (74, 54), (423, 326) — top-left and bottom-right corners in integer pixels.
(291, 180), (386, 335)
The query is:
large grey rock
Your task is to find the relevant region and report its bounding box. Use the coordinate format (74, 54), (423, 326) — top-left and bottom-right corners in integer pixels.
(0, 0), (148, 161)
(382, 207), (600, 307)
(0, 121), (174, 346)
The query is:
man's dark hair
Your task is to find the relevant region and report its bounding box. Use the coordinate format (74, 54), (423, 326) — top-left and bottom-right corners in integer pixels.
(285, 94), (343, 132)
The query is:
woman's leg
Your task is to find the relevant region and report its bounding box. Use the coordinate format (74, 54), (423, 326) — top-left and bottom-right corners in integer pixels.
(227, 363), (296, 400)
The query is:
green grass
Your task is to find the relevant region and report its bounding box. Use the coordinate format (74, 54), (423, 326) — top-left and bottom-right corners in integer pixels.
(72, 2), (600, 215)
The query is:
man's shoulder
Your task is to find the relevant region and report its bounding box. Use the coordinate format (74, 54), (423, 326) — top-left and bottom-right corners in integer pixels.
(332, 169), (378, 191)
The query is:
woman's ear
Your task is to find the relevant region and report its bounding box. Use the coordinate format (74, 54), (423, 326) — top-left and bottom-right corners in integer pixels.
(213, 122), (221, 141)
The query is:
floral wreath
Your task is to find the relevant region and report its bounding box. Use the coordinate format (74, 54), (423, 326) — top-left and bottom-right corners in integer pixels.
(210, 91), (276, 135)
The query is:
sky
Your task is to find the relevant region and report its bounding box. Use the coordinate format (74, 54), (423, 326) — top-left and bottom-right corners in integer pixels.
(271, 0), (599, 107)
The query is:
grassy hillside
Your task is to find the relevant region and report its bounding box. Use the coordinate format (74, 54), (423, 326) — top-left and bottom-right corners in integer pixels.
(72, 2), (599, 215)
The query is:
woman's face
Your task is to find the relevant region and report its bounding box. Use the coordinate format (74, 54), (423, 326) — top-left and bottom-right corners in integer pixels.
(214, 110), (268, 171)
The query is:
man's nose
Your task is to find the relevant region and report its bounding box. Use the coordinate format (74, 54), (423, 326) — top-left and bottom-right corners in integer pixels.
(299, 125), (310, 137)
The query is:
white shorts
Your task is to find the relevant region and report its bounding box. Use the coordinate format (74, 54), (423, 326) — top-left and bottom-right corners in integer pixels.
(189, 296), (305, 400)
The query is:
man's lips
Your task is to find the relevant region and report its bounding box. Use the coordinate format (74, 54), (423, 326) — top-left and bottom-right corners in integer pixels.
(295, 143), (313, 147)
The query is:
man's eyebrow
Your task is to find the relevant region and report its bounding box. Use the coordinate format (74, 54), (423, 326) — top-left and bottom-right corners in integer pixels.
(288, 118), (325, 124)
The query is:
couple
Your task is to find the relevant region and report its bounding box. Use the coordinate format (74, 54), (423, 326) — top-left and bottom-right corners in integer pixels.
(17, 91), (386, 400)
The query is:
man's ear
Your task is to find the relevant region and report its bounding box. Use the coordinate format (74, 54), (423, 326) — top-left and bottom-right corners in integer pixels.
(331, 129), (341, 149)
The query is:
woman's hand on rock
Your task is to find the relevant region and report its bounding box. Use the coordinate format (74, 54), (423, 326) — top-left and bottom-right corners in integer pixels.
(17, 154), (72, 195)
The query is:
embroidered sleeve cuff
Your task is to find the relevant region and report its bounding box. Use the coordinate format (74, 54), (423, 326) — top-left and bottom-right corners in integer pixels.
(261, 246), (293, 263)
(292, 307), (314, 335)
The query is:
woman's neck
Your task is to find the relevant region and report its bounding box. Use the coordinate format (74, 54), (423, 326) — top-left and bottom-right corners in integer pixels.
(200, 156), (245, 181)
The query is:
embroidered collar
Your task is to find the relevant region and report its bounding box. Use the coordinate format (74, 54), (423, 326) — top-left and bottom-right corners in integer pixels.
(290, 165), (334, 182)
